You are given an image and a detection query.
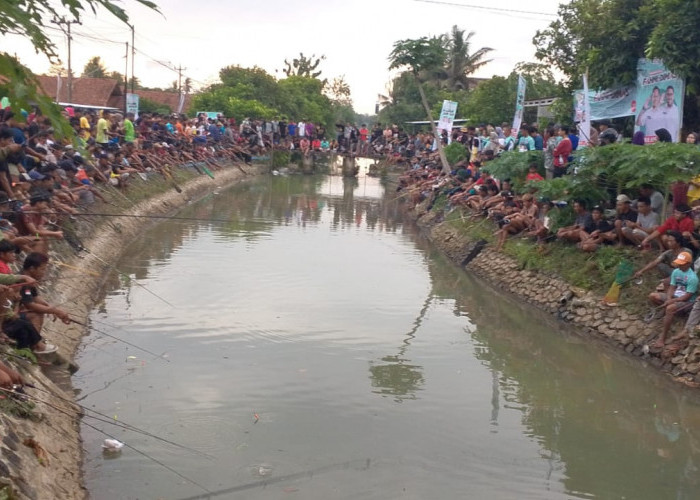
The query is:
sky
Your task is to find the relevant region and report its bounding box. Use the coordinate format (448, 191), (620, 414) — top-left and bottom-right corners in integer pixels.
(4, 0), (567, 114)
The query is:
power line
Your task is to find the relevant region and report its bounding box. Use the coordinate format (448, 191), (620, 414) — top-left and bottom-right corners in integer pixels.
(412, 0), (557, 18)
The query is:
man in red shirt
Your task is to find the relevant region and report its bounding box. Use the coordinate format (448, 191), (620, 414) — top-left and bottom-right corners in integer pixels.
(358, 124), (369, 155)
(642, 204), (695, 249)
(552, 126), (572, 178)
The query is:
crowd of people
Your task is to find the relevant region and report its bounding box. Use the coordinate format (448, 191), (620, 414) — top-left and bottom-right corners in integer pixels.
(0, 105), (271, 387)
(396, 119), (700, 359)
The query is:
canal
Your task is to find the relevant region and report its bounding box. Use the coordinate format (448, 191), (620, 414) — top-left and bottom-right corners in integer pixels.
(74, 172), (700, 499)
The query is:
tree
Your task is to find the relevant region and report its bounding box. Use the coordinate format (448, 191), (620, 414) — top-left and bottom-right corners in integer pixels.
(443, 26), (493, 91)
(183, 77), (192, 94)
(82, 56), (108, 78)
(0, 0), (158, 138)
(389, 36), (450, 172)
(325, 76), (352, 106)
(533, 0), (653, 89)
(282, 53), (325, 79)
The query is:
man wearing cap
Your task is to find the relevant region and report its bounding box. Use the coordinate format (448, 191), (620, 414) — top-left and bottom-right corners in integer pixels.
(648, 250), (698, 348)
(612, 194), (638, 245)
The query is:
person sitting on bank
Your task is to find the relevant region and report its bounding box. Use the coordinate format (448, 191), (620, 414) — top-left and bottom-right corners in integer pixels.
(578, 205), (616, 252)
(15, 193), (64, 255)
(557, 199), (593, 244)
(494, 193), (538, 251)
(648, 251), (698, 349)
(634, 231), (692, 290)
(611, 194), (638, 246)
(19, 252), (71, 335)
(620, 196), (660, 247)
(641, 204), (694, 250)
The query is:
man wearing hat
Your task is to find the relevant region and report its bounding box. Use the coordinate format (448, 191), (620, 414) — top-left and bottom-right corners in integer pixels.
(612, 194), (638, 244)
(648, 250), (698, 348)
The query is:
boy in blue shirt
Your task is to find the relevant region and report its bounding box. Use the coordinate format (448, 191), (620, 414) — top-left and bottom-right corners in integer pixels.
(649, 251), (698, 348)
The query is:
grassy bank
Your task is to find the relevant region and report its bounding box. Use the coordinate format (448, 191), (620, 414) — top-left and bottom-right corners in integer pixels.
(435, 199), (652, 314)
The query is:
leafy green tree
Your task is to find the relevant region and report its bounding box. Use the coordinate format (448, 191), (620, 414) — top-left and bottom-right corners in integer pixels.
(82, 56), (107, 78)
(443, 26), (493, 91)
(461, 75), (513, 125)
(0, 0), (158, 138)
(282, 53), (325, 79)
(139, 96), (170, 115)
(389, 36), (450, 172)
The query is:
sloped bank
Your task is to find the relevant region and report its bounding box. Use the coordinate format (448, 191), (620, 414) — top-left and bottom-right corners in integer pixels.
(408, 203), (700, 389)
(0, 163), (263, 499)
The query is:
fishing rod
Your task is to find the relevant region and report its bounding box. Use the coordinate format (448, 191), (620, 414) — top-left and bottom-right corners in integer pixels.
(82, 248), (176, 308)
(21, 384), (213, 459)
(0, 387), (212, 495)
(68, 316), (170, 362)
(36, 211), (237, 225)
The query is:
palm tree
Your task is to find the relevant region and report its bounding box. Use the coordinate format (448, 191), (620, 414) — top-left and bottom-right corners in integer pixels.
(389, 36), (450, 173)
(444, 26), (493, 91)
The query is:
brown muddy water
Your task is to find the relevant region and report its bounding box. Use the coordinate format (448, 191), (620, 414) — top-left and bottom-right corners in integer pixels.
(74, 172), (700, 499)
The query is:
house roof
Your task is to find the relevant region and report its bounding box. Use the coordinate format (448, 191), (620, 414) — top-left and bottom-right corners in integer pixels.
(36, 75), (123, 108)
(136, 89), (192, 113)
(34, 75), (192, 113)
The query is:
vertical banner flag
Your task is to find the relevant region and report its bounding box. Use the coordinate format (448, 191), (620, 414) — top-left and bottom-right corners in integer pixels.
(437, 100), (458, 144)
(634, 59), (685, 143)
(126, 93), (140, 120)
(577, 72), (592, 147)
(511, 75), (526, 138)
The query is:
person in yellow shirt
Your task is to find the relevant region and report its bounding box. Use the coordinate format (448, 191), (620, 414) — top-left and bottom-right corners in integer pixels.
(95, 110), (110, 146)
(687, 174), (700, 204)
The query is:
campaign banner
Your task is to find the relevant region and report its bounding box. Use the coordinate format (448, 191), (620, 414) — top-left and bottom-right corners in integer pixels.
(577, 73), (593, 148)
(510, 75), (526, 138)
(126, 93), (139, 120)
(634, 59), (684, 143)
(573, 84), (635, 121)
(437, 100), (458, 133)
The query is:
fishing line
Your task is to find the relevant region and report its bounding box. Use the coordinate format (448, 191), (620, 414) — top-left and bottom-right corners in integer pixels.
(22, 384), (214, 459)
(68, 316), (170, 362)
(0, 387), (212, 495)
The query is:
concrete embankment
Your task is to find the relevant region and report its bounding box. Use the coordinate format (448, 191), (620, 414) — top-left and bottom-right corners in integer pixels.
(0, 163), (263, 499)
(409, 202), (700, 388)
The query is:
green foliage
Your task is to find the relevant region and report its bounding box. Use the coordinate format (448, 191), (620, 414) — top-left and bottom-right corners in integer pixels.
(441, 26), (493, 91)
(272, 150), (290, 168)
(139, 96), (171, 115)
(13, 348), (37, 364)
(443, 142), (467, 166)
(0, 396), (39, 421)
(487, 151), (543, 187)
(82, 56), (107, 78)
(461, 76), (512, 125)
(283, 53), (325, 79)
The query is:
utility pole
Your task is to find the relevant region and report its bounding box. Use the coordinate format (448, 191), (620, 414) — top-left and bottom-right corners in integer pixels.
(128, 24), (135, 93)
(177, 65), (183, 95)
(52, 17), (80, 103)
(124, 42), (129, 113)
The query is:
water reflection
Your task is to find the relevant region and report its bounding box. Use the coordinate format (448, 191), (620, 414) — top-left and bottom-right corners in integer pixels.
(369, 296), (429, 402)
(79, 173), (700, 499)
(420, 245), (700, 499)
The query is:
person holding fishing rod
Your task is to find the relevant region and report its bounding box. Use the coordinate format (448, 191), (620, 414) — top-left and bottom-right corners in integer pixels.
(647, 251), (698, 349)
(18, 252), (71, 335)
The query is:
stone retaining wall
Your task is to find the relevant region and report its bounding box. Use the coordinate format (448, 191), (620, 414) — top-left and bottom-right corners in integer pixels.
(414, 205), (700, 387)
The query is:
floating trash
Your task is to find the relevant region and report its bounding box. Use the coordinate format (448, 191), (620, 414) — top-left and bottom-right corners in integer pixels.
(102, 439), (125, 453)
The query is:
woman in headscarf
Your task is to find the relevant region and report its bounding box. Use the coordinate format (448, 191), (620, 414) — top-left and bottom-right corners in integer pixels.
(655, 128), (673, 143)
(632, 131), (646, 145)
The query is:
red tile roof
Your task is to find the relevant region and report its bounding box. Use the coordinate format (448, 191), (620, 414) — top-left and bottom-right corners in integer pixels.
(36, 75), (123, 108)
(34, 75), (192, 113)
